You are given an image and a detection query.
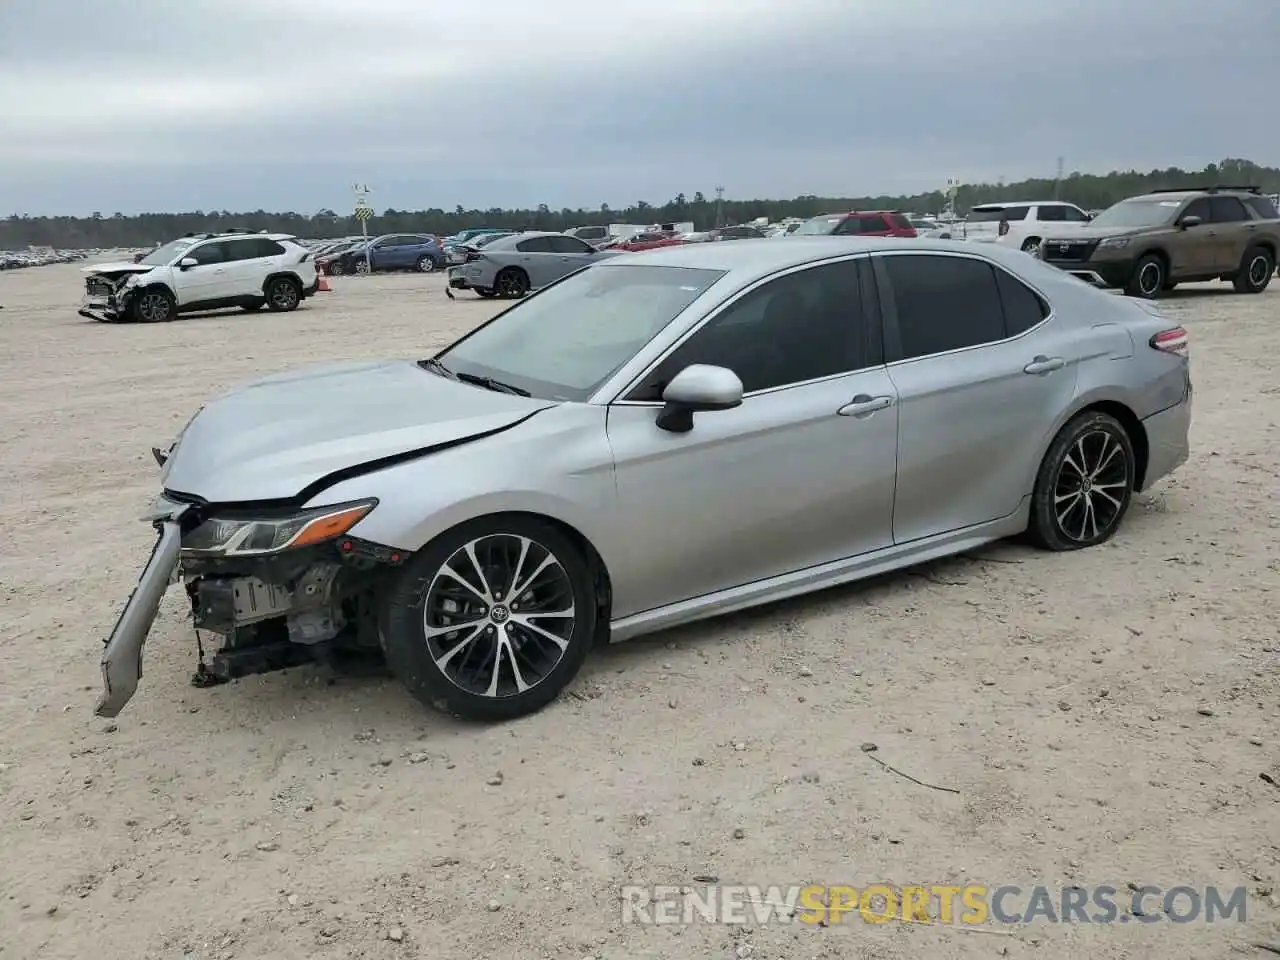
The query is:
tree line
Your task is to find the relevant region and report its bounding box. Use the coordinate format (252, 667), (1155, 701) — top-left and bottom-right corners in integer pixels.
(4, 158), (1277, 250)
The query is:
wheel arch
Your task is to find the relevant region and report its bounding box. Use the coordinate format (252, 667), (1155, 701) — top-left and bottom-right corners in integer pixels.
(1043, 398), (1149, 492)
(261, 270), (303, 295)
(1135, 246), (1170, 274)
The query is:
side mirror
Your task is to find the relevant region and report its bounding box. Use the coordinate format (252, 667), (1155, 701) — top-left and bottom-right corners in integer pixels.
(655, 364), (744, 433)
(1179, 215), (1202, 229)
(179, 257), (198, 269)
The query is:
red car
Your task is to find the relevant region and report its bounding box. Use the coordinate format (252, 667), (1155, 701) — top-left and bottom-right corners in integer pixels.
(791, 210), (918, 238)
(612, 231), (687, 252)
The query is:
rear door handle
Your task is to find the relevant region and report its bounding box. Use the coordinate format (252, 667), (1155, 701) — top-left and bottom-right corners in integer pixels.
(837, 394), (894, 417)
(1023, 355), (1065, 374)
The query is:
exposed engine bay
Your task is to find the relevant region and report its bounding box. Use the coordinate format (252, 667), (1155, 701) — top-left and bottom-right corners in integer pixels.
(79, 265), (150, 322)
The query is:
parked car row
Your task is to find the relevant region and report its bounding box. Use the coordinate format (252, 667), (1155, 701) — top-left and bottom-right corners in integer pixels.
(2, 248), (92, 270)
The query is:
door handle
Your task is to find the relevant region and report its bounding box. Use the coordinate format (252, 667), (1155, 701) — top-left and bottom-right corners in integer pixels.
(837, 394), (893, 417)
(1023, 355), (1065, 374)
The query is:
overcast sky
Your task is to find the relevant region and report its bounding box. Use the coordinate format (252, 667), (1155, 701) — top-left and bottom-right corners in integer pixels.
(1, 0), (1277, 215)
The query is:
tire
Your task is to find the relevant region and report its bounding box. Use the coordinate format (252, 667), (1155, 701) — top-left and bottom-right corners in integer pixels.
(1027, 410), (1135, 551)
(475, 287), (497, 298)
(355, 259), (371, 275)
(1124, 254), (1164, 299)
(416, 256), (436, 273)
(241, 301), (265, 312)
(327, 261), (345, 276)
(1021, 237), (1042, 256)
(1231, 244), (1274, 294)
(129, 286), (176, 323)
(380, 515), (598, 721)
(494, 267), (530, 298)
(265, 276), (301, 312)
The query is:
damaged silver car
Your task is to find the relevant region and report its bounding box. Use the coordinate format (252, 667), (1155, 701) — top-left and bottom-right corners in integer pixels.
(97, 239), (1191, 722)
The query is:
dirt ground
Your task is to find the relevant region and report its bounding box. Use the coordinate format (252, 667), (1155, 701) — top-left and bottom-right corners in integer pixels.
(0, 261), (1277, 960)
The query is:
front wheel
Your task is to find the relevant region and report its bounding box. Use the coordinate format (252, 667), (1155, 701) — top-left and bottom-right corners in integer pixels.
(1021, 237), (1042, 255)
(1125, 254), (1165, 299)
(327, 261), (345, 276)
(1026, 411), (1135, 551)
(1231, 244), (1274, 294)
(265, 276), (301, 312)
(130, 287), (176, 323)
(354, 259), (371, 275)
(494, 267), (530, 298)
(380, 516), (598, 721)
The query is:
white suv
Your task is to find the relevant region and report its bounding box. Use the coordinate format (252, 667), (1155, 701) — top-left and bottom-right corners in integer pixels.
(80, 231), (320, 323)
(960, 201), (1093, 252)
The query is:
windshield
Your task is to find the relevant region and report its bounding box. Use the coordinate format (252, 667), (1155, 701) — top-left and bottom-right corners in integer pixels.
(139, 238), (197, 266)
(792, 216), (843, 236)
(1089, 199), (1181, 229)
(436, 264), (726, 401)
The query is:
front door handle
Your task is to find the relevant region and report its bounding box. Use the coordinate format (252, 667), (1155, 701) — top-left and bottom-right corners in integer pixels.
(1023, 355), (1065, 374)
(837, 394), (894, 417)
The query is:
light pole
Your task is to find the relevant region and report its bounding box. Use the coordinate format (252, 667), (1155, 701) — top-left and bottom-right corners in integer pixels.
(714, 185), (725, 229)
(353, 183), (373, 274)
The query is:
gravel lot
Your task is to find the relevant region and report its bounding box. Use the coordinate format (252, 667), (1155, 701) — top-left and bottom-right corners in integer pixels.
(0, 262), (1277, 960)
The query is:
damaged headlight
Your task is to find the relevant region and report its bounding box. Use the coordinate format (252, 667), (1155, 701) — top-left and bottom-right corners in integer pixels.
(181, 500), (377, 557)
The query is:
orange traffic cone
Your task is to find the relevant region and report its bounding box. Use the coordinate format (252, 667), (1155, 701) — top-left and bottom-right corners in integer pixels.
(317, 274), (332, 292)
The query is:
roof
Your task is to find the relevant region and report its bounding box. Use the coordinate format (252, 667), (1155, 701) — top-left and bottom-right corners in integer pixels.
(601, 236), (1031, 275)
(970, 200), (1079, 209)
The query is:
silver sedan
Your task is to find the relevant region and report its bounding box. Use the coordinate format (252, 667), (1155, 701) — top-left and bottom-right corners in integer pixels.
(98, 238), (1191, 722)
(445, 231), (623, 299)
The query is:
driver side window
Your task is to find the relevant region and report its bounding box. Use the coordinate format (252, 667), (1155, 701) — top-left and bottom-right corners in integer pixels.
(626, 259), (875, 400)
(188, 242), (227, 266)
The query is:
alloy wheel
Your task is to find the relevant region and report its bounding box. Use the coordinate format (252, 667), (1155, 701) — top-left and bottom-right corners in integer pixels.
(1249, 255), (1270, 288)
(270, 281), (298, 309)
(423, 534), (575, 698)
(417, 258), (436, 273)
(355, 259), (371, 275)
(1137, 261), (1161, 297)
(137, 292), (171, 322)
(1052, 429), (1131, 543)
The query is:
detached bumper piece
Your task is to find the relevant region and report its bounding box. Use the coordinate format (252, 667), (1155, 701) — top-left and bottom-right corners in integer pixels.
(96, 514), (186, 717)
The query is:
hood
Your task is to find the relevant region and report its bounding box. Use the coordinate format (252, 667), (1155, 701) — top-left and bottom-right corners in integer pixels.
(1043, 224), (1163, 242)
(85, 261), (154, 275)
(160, 359), (557, 504)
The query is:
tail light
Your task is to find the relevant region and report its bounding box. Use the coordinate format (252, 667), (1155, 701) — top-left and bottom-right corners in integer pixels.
(998, 220), (1010, 237)
(1150, 326), (1188, 356)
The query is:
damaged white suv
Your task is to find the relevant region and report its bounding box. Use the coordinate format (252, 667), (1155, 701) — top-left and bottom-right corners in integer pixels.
(80, 230), (320, 323)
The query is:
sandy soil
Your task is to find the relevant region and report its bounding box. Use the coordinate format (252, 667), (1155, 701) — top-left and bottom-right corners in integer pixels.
(0, 263), (1277, 960)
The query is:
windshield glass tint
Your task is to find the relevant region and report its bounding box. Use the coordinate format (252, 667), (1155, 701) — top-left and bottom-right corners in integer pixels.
(792, 217), (843, 235)
(438, 265), (726, 401)
(1089, 200), (1180, 229)
(140, 238), (196, 265)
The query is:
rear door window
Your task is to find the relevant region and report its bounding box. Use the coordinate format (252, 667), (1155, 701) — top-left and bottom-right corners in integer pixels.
(877, 254), (1006, 360)
(1209, 197), (1249, 223)
(1034, 205), (1066, 222)
(516, 236), (554, 253)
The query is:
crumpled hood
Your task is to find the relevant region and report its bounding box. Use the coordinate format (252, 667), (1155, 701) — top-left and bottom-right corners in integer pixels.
(84, 261), (153, 275)
(160, 359), (557, 503)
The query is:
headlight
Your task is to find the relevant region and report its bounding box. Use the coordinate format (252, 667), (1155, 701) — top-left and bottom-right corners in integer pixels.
(1097, 237), (1131, 249)
(182, 500), (377, 556)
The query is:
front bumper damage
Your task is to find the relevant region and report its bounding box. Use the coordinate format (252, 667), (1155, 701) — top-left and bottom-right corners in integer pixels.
(79, 276), (136, 322)
(95, 488), (402, 718)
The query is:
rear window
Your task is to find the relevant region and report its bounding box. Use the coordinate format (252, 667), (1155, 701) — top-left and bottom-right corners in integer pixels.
(967, 206), (1029, 223)
(1246, 196), (1279, 219)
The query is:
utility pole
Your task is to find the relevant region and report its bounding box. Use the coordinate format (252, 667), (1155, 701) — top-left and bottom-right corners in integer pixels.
(1054, 156), (1064, 200)
(714, 185), (725, 229)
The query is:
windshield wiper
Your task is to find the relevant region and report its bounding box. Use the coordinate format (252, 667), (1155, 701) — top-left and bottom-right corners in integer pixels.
(418, 357), (457, 379)
(454, 371), (532, 396)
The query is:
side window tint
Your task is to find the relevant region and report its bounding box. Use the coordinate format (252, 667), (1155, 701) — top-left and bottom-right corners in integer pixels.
(1035, 205), (1065, 222)
(994, 267), (1049, 336)
(832, 218), (859, 236)
(1062, 206), (1091, 222)
(1182, 198), (1212, 221)
(252, 238), (286, 258)
(858, 216), (888, 233)
(629, 260), (870, 398)
(188, 242), (227, 265)
(1209, 197), (1248, 223)
(222, 240), (259, 262)
(548, 236), (592, 254)
(516, 237), (553, 253)
(1245, 196), (1279, 219)
(882, 254), (1004, 359)
(1001, 206), (1030, 222)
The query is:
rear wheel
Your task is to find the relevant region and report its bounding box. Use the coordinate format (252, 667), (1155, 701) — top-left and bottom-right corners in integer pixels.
(1125, 254), (1164, 299)
(1231, 244), (1274, 293)
(327, 261), (345, 276)
(380, 516), (597, 721)
(494, 267), (530, 298)
(355, 259), (371, 275)
(1027, 411), (1135, 551)
(265, 276), (301, 312)
(130, 287), (176, 323)
(416, 255), (436, 273)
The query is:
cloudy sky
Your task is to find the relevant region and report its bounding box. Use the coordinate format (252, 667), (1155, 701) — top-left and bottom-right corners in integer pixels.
(1, 0), (1277, 215)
